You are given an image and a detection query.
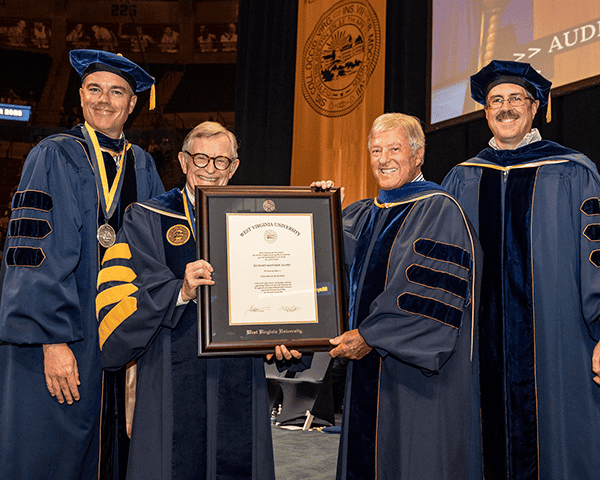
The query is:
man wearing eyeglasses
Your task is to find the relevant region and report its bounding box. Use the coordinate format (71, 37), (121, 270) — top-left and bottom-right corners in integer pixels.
(443, 60), (600, 480)
(96, 122), (286, 480)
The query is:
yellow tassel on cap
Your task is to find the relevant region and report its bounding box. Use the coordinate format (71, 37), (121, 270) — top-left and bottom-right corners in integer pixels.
(546, 92), (552, 123)
(149, 83), (156, 111)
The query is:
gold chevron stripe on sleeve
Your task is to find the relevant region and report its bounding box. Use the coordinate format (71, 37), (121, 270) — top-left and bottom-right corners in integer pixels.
(99, 296), (138, 349)
(101, 243), (132, 265)
(97, 265), (137, 289)
(96, 283), (138, 318)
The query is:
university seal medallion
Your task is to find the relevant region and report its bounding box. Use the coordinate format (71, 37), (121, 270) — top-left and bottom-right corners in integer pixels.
(166, 224), (191, 246)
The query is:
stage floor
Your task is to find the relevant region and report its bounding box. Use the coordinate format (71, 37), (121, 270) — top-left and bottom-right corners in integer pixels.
(272, 413), (342, 479)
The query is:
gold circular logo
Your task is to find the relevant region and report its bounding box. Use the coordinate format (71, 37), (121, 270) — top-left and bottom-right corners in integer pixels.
(301, 0), (381, 118)
(263, 200), (276, 212)
(166, 224), (191, 246)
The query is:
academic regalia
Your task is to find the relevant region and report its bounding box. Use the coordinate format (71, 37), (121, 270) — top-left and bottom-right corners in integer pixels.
(442, 140), (600, 480)
(0, 125), (164, 480)
(337, 182), (483, 480)
(97, 188), (275, 480)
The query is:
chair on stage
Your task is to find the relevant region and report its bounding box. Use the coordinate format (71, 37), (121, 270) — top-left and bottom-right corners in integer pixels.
(264, 361), (284, 414)
(264, 352), (336, 430)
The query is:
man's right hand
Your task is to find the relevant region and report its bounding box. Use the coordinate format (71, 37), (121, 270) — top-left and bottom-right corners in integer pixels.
(43, 343), (81, 405)
(593, 339), (600, 386)
(329, 329), (372, 360)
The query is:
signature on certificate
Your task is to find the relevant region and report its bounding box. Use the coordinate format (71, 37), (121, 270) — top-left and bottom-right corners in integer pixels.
(279, 305), (301, 312)
(245, 305), (271, 315)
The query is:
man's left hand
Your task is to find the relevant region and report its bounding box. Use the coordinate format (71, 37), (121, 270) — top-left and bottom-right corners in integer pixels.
(310, 180), (346, 204)
(593, 339), (600, 386)
(266, 344), (302, 362)
(329, 329), (372, 360)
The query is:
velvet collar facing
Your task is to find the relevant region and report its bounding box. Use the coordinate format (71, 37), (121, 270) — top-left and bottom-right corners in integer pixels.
(477, 139), (581, 168)
(377, 180), (443, 204)
(68, 123), (127, 154)
(144, 188), (185, 215)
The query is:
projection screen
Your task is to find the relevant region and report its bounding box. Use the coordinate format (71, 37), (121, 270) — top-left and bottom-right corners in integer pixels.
(430, 0), (600, 127)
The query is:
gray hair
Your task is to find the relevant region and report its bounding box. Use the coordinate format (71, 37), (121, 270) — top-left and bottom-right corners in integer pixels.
(368, 113), (425, 157)
(181, 121), (238, 159)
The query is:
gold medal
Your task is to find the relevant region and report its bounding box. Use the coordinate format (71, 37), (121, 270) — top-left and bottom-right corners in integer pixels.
(97, 223), (116, 248)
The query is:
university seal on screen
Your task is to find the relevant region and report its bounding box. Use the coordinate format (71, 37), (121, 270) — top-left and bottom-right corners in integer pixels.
(301, 0), (381, 117)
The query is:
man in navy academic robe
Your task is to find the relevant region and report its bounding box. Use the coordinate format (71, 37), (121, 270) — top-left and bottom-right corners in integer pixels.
(442, 60), (600, 480)
(327, 113), (483, 480)
(0, 50), (164, 480)
(97, 121), (279, 480)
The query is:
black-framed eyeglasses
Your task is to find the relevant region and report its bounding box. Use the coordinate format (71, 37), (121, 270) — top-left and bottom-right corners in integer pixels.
(486, 94), (534, 110)
(183, 151), (234, 170)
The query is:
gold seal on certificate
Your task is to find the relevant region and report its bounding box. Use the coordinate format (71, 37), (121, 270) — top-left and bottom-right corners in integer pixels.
(97, 223), (116, 248)
(263, 199), (276, 212)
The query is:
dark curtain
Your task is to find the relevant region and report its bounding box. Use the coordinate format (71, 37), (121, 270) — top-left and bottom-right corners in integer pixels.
(383, 0), (428, 120)
(233, 0), (298, 186)
(234, 0), (600, 187)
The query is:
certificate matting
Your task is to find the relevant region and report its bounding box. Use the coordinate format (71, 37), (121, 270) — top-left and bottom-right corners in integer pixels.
(227, 213), (318, 326)
(196, 186), (346, 356)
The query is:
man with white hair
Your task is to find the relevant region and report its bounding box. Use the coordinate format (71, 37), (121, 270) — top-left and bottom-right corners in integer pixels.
(330, 113), (483, 479)
(97, 121), (279, 480)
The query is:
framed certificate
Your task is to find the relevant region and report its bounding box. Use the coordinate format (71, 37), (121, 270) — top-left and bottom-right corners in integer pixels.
(196, 186), (347, 356)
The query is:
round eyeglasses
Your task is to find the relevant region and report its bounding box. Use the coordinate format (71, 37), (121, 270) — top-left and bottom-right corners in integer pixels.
(183, 151), (233, 170)
(486, 94), (534, 110)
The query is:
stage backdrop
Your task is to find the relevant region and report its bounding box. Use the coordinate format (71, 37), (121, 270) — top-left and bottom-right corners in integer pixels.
(233, 0), (299, 187)
(290, 0), (386, 206)
(234, 0), (430, 197)
(234, 0), (600, 193)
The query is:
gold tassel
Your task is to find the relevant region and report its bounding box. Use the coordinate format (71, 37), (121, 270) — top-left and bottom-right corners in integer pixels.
(149, 83), (156, 111)
(546, 92), (552, 123)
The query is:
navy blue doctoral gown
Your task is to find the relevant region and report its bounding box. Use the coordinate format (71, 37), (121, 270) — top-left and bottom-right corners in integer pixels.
(0, 126), (164, 480)
(97, 189), (275, 480)
(443, 140), (600, 480)
(337, 183), (483, 480)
